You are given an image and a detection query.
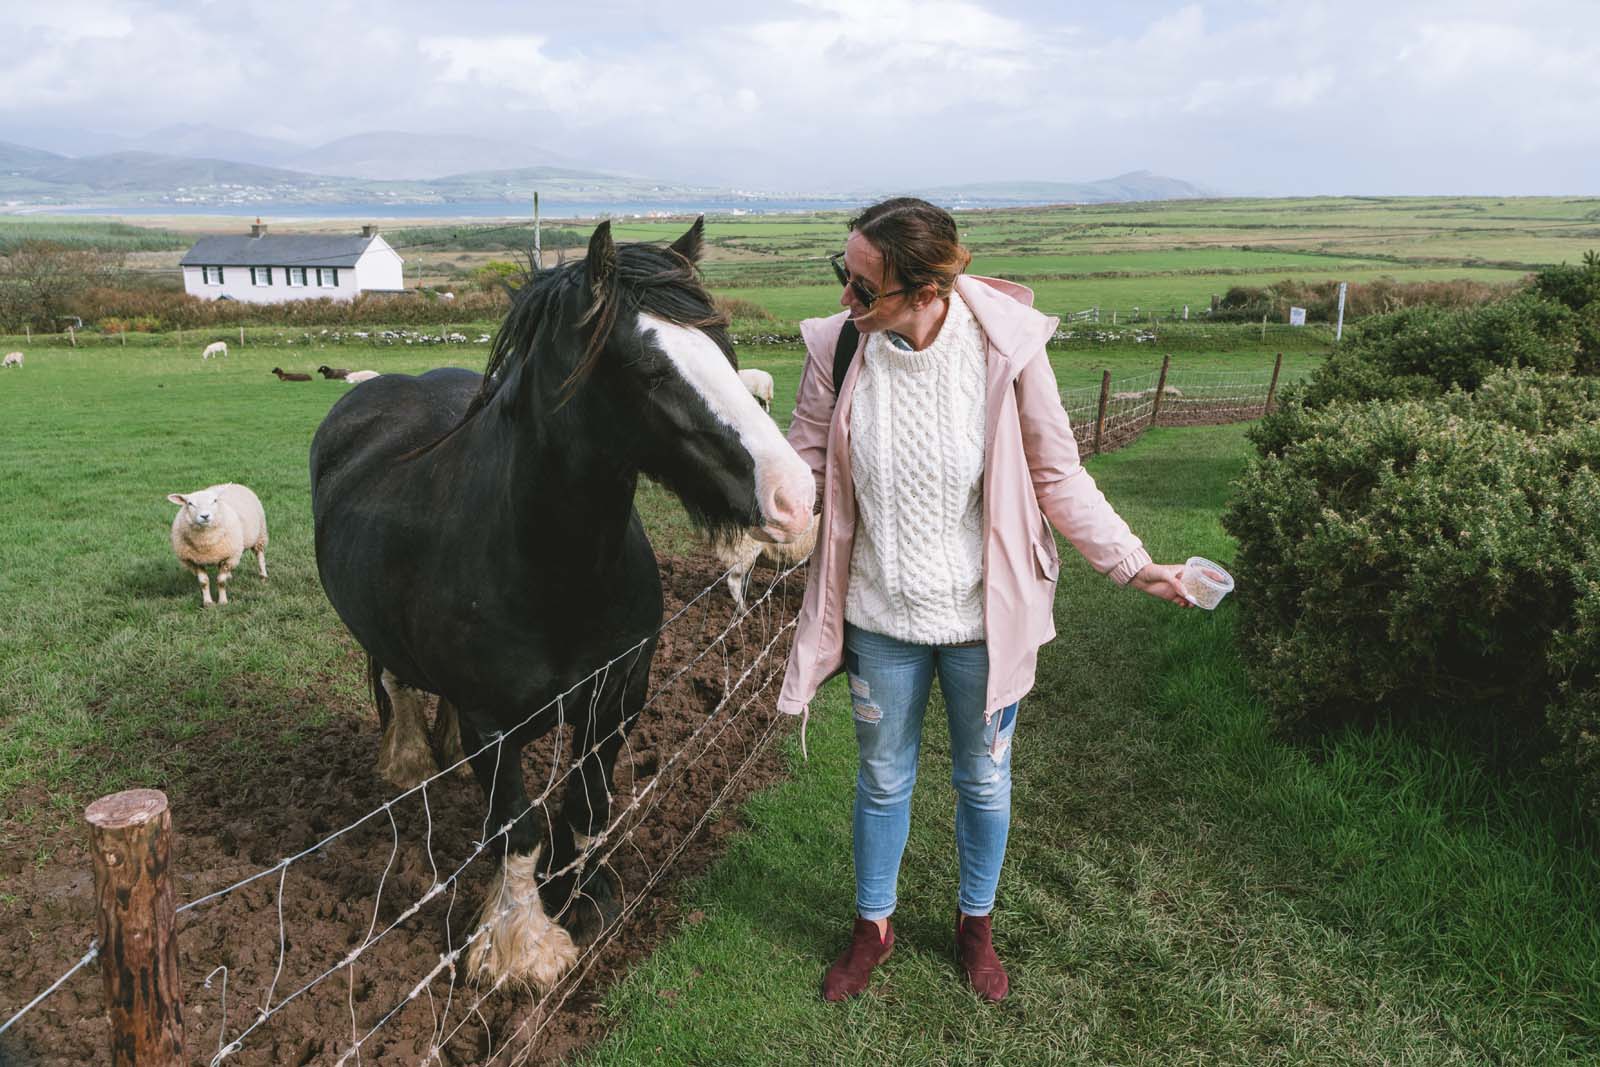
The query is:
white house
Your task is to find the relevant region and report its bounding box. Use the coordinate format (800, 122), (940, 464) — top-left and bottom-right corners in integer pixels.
(179, 223), (404, 303)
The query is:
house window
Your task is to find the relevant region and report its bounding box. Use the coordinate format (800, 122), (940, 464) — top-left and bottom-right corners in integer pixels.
(202, 266), (224, 284)
(286, 267), (307, 287)
(317, 267), (339, 287)
(251, 267), (273, 286)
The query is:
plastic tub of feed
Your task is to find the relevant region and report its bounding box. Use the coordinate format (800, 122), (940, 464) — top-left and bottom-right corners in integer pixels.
(1182, 557), (1234, 609)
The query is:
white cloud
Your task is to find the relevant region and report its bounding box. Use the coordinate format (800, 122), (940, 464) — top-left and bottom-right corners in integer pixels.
(0, 0), (1597, 194)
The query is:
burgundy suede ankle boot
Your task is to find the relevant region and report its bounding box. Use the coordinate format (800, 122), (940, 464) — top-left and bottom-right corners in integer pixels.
(956, 912), (1008, 1002)
(822, 918), (894, 1002)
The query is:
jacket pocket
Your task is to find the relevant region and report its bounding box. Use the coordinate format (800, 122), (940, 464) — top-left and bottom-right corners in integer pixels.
(1033, 540), (1060, 582)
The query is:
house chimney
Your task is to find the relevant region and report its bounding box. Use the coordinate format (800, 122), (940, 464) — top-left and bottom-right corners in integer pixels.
(360, 224), (376, 239)
(250, 218), (267, 238)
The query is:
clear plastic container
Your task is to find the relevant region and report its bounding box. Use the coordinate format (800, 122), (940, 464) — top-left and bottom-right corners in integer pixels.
(1183, 557), (1234, 610)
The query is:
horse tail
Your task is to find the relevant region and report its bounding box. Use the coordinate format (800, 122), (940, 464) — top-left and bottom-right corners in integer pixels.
(368, 654), (392, 731)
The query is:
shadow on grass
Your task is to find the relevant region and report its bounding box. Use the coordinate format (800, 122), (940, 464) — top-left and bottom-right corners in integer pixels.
(118, 555), (201, 600)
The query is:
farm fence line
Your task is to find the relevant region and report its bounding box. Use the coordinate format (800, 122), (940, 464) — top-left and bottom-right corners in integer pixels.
(1063, 352), (1285, 458)
(1, 554), (808, 1066)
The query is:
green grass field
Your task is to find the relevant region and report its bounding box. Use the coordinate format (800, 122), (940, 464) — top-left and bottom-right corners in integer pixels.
(580, 424), (1600, 1066)
(3, 194), (1597, 1062)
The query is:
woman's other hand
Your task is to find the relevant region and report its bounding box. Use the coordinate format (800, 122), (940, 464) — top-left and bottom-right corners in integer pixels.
(1129, 562), (1191, 607)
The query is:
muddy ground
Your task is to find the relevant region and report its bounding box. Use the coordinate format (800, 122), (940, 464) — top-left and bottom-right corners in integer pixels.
(1, 552), (804, 1066)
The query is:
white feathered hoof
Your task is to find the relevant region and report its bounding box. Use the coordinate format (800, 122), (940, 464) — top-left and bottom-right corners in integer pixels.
(466, 850), (578, 989)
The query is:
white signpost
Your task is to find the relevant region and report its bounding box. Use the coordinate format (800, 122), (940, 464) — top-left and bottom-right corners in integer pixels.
(1288, 306), (1307, 327)
(1335, 281), (1349, 341)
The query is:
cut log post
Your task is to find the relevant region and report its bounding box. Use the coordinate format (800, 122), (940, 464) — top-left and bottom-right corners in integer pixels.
(1094, 369), (1111, 456)
(1151, 354), (1171, 426)
(86, 789), (185, 1067)
(1265, 351), (1283, 415)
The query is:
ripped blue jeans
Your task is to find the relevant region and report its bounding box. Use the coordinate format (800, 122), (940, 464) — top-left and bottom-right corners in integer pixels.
(844, 623), (1018, 921)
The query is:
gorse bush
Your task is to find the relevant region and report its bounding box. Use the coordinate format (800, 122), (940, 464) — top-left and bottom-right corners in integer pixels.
(1215, 276), (1515, 323)
(1224, 369), (1600, 812)
(1527, 251), (1600, 374)
(1264, 294), (1578, 422)
(66, 286), (510, 330)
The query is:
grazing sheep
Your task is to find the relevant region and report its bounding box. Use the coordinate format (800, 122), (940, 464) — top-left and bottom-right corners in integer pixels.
(343, 369), (380, 384)
(317, 365), (350, 380)
(2, 351), (21, 368)
(167, 483), (269, 608)
(202, 341), (228, 360)
(711, 516), (818, 612)
(272, 367), (313, 381)
(737, 368), (774, 412)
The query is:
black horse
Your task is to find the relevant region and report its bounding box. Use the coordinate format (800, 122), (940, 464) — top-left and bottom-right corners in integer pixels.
(309, 220), (813, 987)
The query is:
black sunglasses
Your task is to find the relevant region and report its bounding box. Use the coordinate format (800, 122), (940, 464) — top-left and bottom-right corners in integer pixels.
(830, 252), (913, 310)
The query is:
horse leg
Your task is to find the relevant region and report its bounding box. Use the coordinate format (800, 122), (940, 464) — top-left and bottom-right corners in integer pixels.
(551, 642), (654, 944)
(376, 669), (438, 789)
(463, 727), (577, 988)
(431, 696), (473, 778)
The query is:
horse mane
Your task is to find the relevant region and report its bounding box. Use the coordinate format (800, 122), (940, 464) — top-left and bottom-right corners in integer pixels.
(470, 242), (729, 418)
(406, 238), (729, 460)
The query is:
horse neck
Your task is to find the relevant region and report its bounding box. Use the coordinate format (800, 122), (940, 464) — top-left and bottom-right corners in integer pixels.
(480, 358), (642, 574)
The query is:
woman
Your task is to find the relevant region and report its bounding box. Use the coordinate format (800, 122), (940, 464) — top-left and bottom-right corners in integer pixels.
(775, 198), (1189, 1003)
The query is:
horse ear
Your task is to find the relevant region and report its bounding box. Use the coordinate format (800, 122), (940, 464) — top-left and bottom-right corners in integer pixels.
(585, 221), (616, 298)
(669, 216), (705, 263)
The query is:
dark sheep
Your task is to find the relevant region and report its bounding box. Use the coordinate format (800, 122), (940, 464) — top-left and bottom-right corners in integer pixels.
(272, 367), (313, 382)
(317, 365), (350, 380)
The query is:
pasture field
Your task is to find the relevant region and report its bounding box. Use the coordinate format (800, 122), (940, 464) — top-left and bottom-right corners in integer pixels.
(582, 424), (1600, 1067)
(0, 333), (1310, 823)
(59, 195), (1595, 320)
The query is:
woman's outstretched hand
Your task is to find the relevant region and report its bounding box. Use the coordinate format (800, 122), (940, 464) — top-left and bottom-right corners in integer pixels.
(1129, 562), (1191, 607)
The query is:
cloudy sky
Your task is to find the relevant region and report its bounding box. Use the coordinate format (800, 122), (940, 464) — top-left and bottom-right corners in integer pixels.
(5, 0), (1598, 196)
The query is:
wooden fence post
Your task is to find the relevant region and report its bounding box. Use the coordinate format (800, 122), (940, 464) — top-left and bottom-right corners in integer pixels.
(1151, 353), (1171, 426)
(86, 789), (185, 1067)
(1094, 370), (1111, 456)
(69, 326), (76, 348)
(1264, 351), (1283, 415)
(239, 326), (245, 348)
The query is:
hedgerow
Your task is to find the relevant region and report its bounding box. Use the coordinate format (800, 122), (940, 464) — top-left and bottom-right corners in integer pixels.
(1224, 369), (1600, 812)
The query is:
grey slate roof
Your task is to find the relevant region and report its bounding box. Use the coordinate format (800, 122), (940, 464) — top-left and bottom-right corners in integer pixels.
(179, 234), (381, 268)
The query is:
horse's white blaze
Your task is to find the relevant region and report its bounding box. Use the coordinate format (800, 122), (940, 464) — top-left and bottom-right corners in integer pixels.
(639, 314), (814, 540)
(466, 848), (577, 988)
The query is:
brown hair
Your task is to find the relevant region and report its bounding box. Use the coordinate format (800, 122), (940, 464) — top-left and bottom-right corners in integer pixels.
(848, 197), (972, 298)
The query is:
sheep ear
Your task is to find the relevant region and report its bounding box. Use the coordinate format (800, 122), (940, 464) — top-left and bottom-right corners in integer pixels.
(168, 493), (187, 505)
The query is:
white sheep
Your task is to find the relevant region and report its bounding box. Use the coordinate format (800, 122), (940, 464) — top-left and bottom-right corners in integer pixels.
(167, 483), (269, 607)
(711, 516), (818, 612)
(2, 351), (22, 368)
(202, 341), (228, 360)
(344, 369), (380, 384)
(737, 368), (774, 412)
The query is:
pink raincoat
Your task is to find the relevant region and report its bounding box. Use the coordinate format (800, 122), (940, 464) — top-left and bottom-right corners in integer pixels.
(775, 275), (1152, 743)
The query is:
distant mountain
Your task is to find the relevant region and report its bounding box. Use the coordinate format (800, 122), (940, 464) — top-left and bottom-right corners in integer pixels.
(909, 171), (1212, 205)
(286, 131), (579, 181)
(0, 134), (1216, 212)
(0, 139), (65, 171)
(120, 123), (305, 167)
(17, 151), (339, 193)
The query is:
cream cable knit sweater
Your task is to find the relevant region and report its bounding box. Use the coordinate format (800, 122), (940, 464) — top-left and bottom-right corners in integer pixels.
(846, 291), (988, 644)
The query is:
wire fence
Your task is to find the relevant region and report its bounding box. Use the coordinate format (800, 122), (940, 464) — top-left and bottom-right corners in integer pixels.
(0, 552), (807, 1065)
(1061, 354), (1284, 457)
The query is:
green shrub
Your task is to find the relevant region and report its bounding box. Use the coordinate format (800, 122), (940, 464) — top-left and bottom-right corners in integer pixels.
(1527, 251), (1600, 375)
(1265, 295), (1578, 422)
(1225, 371), (1600, 812)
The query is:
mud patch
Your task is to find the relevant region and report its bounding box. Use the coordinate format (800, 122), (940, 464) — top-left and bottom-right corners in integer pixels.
(0, 551), (804, 1066)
